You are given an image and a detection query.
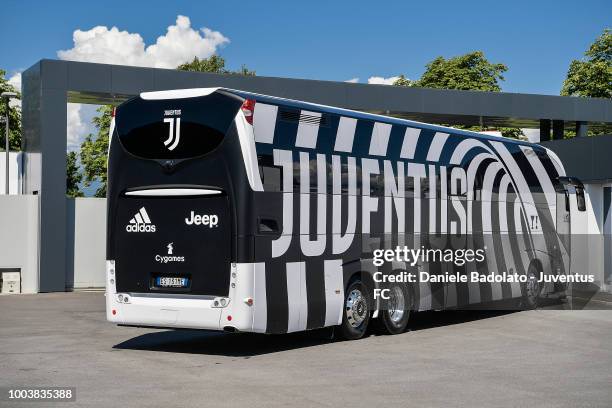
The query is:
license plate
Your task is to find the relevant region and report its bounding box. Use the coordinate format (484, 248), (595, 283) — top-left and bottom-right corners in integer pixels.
(155, 276), (189, 288)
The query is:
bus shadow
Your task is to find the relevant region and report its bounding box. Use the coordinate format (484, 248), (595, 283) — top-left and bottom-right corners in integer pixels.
(112, 310), (518, 357)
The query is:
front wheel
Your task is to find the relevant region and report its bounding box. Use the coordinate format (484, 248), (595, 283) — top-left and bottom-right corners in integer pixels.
(339, 279), (371, 340)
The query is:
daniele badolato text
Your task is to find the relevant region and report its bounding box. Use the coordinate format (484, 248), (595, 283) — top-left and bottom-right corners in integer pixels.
(371, 246), (594, 284)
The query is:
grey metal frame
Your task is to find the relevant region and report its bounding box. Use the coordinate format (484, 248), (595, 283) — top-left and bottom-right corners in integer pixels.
(20, 59), (612, 291)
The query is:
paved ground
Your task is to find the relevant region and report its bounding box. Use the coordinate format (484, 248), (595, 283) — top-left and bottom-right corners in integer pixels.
(0, 292), (611, 408)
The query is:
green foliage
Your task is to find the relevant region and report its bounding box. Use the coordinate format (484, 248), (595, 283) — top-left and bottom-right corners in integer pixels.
(66, 151), (84, 197)
(392, 75), (413, 87)
(0, 69), (22, 151)
(394, 51), (508, 92)
(80, 105), (112, 198)
(561, 28), (611, 98)
(177, 55), (256, 76)
(498, 127), (525, 140)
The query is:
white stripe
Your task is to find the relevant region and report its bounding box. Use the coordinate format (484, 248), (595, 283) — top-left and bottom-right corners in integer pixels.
(520, 146), (557, 226)
(490, 141), (540, 235)
(125, 188), (221, 197)
(252, 263), (267, 333)
(140, 87), (219, 100)
(235, 112), (264, 192)
(139, 208), (151, 224)
(400, 127), (421, 159)
(418, 282), (432, 311)
(334, 117), (357, 152)
(271, 149), (294, 258)
(324, 259), (344, 326)
(369, 122), (392, 156)
(299, 153), (327, 257)
(426, 132), (450, 161)
(295, 110), (321, 149)
(286, 262), (308, 332)
(253, 103), (278, 144)
(543, 147), (566, 177)
(129, 218), (136, 224)
(134, 213), (144, 224)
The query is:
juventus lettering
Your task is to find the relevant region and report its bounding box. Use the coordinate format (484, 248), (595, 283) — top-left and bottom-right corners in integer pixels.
(271, 150), (471, 258)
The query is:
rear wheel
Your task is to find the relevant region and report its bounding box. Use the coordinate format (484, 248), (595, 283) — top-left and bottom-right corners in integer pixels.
(377, 284), (412, 335)
(339, 279), (371, 340)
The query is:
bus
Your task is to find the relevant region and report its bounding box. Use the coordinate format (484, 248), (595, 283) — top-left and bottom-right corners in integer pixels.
(105, 87), (585, 339)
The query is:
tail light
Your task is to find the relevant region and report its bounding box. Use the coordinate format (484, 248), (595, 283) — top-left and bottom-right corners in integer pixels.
(111, 107), (116, 117)
(241, 99), (256, 125)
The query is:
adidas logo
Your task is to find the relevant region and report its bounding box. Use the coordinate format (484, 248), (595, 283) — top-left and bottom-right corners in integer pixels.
(126, 207), (157, 232)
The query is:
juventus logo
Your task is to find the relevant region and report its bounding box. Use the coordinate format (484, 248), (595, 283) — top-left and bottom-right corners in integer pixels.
(163, 111), (181, 151)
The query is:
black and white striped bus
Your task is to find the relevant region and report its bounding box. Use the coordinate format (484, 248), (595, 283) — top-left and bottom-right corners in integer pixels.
(106, 88), (585, 339)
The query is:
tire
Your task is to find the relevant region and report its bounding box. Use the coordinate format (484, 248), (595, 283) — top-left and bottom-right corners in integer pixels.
(376, 284), (412, 335)
(339, 278), (371, 340)
(523, 263), (542, 310)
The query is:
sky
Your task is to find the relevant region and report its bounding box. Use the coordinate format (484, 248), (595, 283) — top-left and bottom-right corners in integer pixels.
(0, 0), (610, 151)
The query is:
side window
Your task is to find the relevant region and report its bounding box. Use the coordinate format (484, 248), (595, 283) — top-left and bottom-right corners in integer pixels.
(258, 154), (283, 192)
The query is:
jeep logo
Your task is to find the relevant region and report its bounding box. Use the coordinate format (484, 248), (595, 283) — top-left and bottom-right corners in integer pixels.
(185, 211), (219, 228)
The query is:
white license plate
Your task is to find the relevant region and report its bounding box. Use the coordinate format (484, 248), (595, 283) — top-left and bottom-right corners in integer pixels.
(156, 277), (188, 288)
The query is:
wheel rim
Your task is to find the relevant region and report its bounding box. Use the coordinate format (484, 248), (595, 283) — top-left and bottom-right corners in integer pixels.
(387, 286), (406, 325)
(346, 288), (368, 328)
(526, 269), (540, 300)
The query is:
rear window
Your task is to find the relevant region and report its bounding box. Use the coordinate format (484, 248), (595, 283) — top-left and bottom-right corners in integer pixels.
(115, 91), (243, 160)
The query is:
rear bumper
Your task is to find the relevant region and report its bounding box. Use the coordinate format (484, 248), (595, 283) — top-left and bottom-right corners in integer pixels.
(105, 261), (266, 332)
(106, 293), (226, 330)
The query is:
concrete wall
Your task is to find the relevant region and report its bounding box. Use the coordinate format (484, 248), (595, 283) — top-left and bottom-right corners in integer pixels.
(66, 197), (106, 289)
(0, 195), (39, 293)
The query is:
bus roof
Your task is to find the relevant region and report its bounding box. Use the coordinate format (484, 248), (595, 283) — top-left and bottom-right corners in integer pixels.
(139, 87), (540, 148)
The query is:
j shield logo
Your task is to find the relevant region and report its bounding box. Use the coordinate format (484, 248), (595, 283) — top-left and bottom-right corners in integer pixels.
(163, 109), (181, 151)
(185, 211), (219, 228)
(126, 207), (156, 232)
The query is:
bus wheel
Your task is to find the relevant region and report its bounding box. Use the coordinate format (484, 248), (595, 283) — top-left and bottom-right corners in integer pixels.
(339, 279), (371, 340)
(377, 284), (411, 335)
(523, 263), (542, 310)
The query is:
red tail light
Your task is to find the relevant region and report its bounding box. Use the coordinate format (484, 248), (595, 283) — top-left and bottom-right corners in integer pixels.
(241, 99), (256, 125)
(111, 107), (116, 118)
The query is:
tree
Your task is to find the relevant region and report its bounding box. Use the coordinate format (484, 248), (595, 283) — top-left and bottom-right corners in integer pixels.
(80, 105), (112, 197)
(79, 56), (255, 197)
(0, 69), (22, 150)
(561, 28), (611, 98)
(397, 51), (508, 92)
(178, 55), (256, 76)
(66, 151), (84, 197)
(392, 51), (522, 138)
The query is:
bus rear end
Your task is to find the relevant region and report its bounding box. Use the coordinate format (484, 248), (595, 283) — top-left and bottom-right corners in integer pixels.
(105, 88), (261, 332)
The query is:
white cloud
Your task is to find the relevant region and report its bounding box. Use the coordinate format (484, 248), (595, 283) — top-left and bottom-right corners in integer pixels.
(7, 72), (22, 108)
(345, 78), (359, 83)
(57, 15), (229, 69)
(55, 15), (230, 151)
(367, 76), (401, 85)
(67, 104), (86, 151)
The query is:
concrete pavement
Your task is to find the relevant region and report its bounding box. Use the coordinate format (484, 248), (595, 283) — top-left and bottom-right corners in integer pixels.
(0, 292), (611, 407)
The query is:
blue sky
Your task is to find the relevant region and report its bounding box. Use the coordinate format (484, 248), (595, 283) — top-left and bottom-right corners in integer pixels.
(1, 0), (610, 95)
